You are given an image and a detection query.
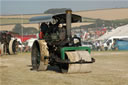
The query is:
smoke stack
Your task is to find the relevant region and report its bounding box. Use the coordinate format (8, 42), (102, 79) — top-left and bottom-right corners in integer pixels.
(66, 10), (72, 41)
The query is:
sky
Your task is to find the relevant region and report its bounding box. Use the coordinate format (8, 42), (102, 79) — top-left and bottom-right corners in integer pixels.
(0, 0), (128, 15)
(0, 0), (128, 1)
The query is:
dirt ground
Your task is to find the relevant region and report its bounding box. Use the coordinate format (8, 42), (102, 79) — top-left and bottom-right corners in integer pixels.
(0, 51), (128, 85)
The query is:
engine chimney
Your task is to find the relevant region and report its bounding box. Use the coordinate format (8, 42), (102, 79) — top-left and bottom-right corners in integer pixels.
(66, 10), (72, 41)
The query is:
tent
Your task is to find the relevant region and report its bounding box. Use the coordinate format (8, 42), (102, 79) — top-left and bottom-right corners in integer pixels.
(97, 24), (128, 40)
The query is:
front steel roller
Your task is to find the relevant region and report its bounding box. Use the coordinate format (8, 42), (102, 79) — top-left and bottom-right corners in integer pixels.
(9, 39), (18, 54)
(31, 40), (49, 71)
(61, 51), (93, 73)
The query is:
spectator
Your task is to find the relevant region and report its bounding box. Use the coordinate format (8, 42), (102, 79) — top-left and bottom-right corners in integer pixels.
(111, 39), (118, 51)
(24, 42), (30, 52)
(39, 23), (48, 39)
(104, 43), (108, 51)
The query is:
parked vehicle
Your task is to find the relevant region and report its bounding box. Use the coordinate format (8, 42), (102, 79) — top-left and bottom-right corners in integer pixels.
(0, 31), (18, 55)
(103, 36), (128, 50)
(81, 41), (93, 49)
(116, 39), (128, 50)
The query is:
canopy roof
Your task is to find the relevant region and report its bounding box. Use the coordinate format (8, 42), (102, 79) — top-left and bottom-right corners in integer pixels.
(29, 15), (53, 23)
(29, 13), (82, 23)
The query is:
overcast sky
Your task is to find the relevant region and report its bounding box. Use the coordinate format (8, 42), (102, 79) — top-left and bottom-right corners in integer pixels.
(0, 0), (128, 15)
(1, 0), (128, 1)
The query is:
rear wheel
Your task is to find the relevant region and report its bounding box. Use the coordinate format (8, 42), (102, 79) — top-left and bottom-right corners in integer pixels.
(60, 54), (69, 73)
(31, 40), (49, 71)
(60, 63), (69, 73)
(31, 42), (40, 70)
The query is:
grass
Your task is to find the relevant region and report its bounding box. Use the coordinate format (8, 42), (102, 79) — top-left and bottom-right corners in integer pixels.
(0, 8), (128, 25)
(0, 51), (128, 85)
(74, 8), (128, 20)
(81, 17), (128, 28)
(0, 18), (29, 25)
(82, 17), (96, 23)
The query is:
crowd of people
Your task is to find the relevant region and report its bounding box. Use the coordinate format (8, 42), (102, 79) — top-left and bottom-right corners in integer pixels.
(91, 40), (118, 51)
(17, 40), (31, 52)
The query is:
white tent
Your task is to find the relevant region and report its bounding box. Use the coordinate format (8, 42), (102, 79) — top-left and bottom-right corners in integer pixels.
(97, 24), (128, 40)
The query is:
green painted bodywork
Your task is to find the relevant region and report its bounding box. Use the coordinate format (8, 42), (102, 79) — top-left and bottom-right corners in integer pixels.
(60, 46), (91, 60)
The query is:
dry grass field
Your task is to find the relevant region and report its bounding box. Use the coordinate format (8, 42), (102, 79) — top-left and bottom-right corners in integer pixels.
(74, 8), (128, 20)
(1, 8), (128, 31)
(0, 24), (39, 31)
(0, 23), (92, 31)
(0, 8), (128, 20)
(0, 14), (49, 19)
(0, 51), (128, 85)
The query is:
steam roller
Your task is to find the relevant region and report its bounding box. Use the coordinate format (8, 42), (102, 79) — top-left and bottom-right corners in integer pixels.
(1, 39), (18, 55)
(0, 31), (18, 55)
(30, 10), (95, 73)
